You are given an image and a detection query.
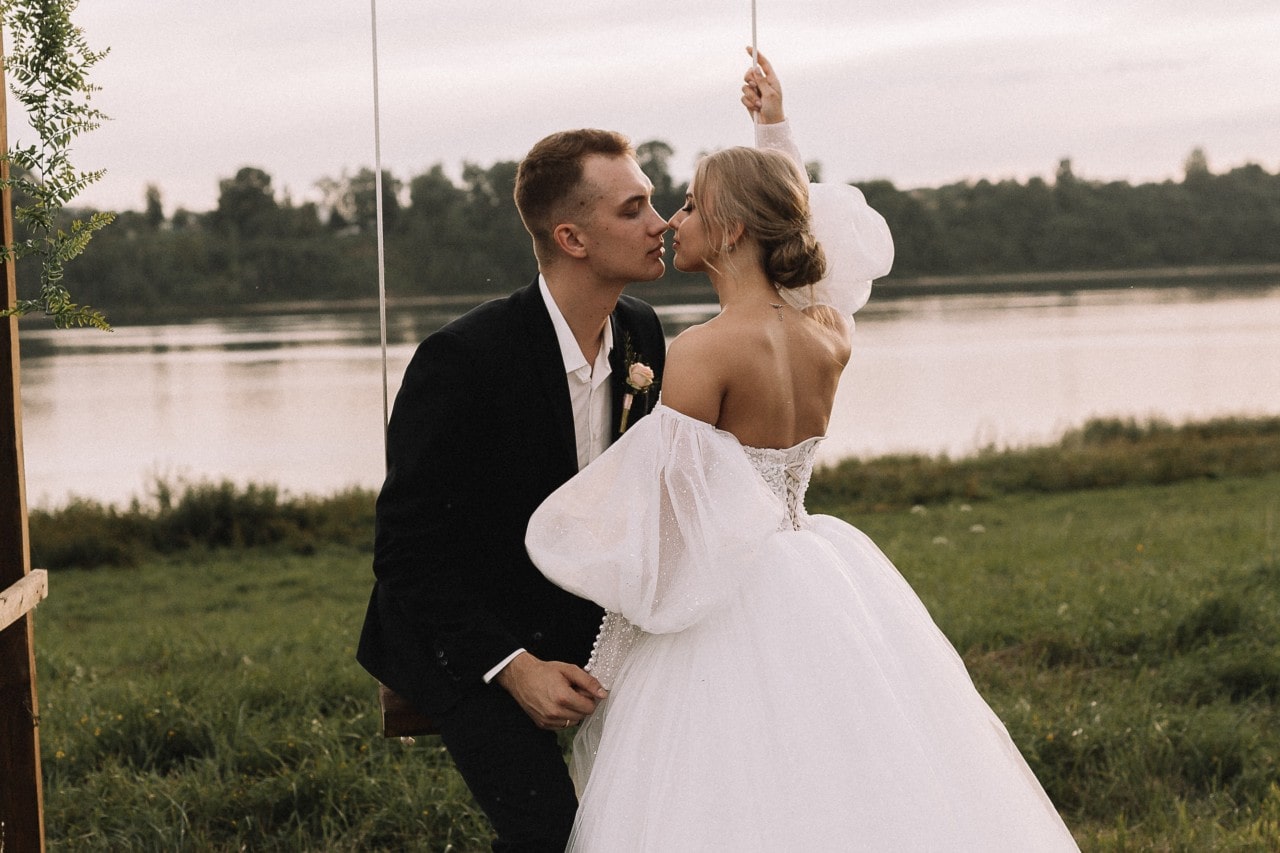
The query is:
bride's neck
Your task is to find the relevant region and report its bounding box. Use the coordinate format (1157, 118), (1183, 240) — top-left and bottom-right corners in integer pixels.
(712, 265), (777, 310)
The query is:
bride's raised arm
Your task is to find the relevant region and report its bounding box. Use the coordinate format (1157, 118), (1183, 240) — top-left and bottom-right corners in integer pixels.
(741, 49), (804, 168)
(740, 48), (895, 313)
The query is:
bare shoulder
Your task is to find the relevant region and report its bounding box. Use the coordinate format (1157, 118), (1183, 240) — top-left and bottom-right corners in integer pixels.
(802, 305), (853, 362)
(660, 323), (730, 424)
(672, 317), (740, 355)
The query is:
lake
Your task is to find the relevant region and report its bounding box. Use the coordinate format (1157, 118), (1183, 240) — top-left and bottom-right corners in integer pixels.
(16, 282), (1280, 509)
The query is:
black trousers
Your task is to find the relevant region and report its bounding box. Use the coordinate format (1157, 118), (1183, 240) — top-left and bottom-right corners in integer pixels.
(434, 683), (578, 853)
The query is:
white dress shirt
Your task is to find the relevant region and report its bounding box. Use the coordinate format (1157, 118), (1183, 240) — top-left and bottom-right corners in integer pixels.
(483, 275), (615, 683)
(538, 275), (615, 471)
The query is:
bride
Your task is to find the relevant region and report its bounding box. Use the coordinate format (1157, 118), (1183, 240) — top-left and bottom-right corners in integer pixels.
(526, 51), (1079, 851)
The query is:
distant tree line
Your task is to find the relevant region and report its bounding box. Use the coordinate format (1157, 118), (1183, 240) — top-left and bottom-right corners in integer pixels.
(860, 152), (1280, 276)
(16, 144), (1280, 318)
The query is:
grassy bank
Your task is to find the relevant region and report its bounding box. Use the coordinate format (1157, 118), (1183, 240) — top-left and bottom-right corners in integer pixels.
(810, 415), (1280, 513)
(32, 465), (1280, 848)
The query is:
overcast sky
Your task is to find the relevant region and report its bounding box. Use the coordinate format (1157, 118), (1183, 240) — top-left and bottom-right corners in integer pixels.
(13, 1), (1279, 214)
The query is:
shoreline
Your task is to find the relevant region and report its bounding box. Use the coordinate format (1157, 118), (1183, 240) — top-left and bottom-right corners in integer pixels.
(28, 412), (1280, 515)
(244, 262), (1280, 315)
(873, 261), (1280, 298)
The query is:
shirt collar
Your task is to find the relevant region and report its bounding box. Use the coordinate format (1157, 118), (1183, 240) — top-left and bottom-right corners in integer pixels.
(538, 274), (613, 376)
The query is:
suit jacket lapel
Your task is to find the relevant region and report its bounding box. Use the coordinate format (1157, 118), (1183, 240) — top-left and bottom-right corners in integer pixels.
(608, 313), (627, 439)
(515, 281), (578, 476)
(608, 309), (658, 441)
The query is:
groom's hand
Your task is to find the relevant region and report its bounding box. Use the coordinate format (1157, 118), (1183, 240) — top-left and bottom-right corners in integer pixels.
(495, 651), (607, 730)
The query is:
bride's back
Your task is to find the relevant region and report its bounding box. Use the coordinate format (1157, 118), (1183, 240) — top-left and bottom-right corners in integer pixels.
(661, 144), (851, 445)
(662, 302), (850, 450)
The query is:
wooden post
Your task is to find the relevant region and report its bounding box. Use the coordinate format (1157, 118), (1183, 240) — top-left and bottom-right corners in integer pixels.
(0, 28), (47, 853)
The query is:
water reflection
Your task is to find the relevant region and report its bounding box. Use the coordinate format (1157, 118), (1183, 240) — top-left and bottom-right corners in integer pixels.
(17, 283), (1280, 508)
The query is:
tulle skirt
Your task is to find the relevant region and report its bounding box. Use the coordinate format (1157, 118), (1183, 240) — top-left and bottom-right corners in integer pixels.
(566, 517), (1079, 851)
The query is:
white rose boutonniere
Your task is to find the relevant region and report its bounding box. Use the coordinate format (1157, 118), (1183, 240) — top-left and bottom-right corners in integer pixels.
(619, 354), (655, 434)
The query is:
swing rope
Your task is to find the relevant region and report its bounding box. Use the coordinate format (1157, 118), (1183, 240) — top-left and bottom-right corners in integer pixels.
(369, 0), (391, 452)
(751, 0), (759, 69)
(751, 0), (760, 123)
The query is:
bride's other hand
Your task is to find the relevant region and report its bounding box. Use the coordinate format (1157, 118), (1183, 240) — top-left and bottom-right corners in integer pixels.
(741, 47), (785, 124)
(495, 651), (607, 729)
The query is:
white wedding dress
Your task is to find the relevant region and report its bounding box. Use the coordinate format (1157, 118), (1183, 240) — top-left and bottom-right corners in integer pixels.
(526, 406), (1079, 851)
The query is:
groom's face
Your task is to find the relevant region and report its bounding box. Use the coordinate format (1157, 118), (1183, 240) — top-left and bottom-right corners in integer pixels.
(575, 154), (668, 285)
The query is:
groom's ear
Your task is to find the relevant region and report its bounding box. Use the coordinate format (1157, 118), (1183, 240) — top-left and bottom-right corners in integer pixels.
(552, 223), (589, 259)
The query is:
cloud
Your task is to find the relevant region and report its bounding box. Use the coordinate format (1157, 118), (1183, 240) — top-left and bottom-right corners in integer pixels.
(42, 0), (1280, 212)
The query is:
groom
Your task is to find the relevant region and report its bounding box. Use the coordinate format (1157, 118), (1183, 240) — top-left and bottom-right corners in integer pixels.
(357, 127), (669, 851)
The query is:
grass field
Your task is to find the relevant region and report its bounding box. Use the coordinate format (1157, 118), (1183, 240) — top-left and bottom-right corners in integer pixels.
(30, 444), (1280, 849)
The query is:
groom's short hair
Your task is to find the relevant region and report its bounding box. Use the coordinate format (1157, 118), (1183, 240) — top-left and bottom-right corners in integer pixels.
(515, 128), (633, 263)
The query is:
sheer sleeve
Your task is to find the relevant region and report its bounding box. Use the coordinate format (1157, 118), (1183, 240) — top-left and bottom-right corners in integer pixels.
(526, 406), (779, 635)
(755, 120), (805, 170)
(755, 120), (895, 316)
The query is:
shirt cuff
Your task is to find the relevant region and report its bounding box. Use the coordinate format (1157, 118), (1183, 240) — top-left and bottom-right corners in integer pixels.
(483, 648), (526, 684)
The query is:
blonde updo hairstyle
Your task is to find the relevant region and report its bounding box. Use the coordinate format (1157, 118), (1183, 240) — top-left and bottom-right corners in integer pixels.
(692, 146), (827, 289)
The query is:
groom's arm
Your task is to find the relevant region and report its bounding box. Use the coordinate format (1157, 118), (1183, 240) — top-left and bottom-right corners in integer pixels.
(490, 300), (665, 726)
(373, 329), (523, 684)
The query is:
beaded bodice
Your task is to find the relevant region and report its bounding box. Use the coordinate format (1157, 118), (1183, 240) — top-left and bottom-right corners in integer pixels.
(742, 437), (822, 531)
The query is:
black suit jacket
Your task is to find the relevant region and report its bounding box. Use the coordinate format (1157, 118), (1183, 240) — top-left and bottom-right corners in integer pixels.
(357, 279), (665, 716)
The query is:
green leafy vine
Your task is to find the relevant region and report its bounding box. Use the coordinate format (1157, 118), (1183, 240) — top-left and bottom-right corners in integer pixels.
(1, 0), (114, 329)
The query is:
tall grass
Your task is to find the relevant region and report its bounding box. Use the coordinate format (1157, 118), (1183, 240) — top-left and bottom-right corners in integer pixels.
(29, 415), (1280, 571)
(29, 480), (376, 570)
(809, 414), (1280, 512)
